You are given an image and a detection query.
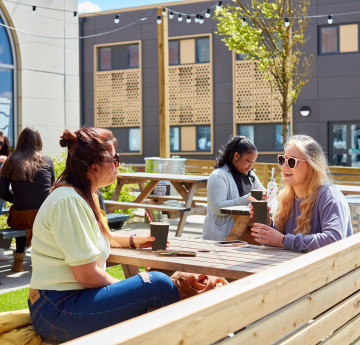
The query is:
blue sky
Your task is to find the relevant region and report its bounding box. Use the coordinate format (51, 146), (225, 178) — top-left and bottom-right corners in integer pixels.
(78, 0), (180, 13)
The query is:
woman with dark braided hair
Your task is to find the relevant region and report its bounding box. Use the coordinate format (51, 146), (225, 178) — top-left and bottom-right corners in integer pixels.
(203, 136), (265, 240)
(28, 127), (179, 343)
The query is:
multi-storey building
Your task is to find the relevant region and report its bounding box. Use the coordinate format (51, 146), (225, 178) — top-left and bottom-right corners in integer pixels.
(79, 0), (360, 166)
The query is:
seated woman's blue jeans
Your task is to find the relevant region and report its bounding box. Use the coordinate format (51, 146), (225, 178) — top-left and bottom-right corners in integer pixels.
(28, 271), (180, 343)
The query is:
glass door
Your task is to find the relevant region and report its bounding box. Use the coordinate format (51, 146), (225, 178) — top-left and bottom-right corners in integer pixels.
(329, 122), (360, 166)
(350, 124), (360, 167)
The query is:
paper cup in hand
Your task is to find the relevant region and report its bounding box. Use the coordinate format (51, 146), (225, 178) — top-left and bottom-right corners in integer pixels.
(252, 201), (268, 224)
(251, 189), (263, 201)
(150, 222), (169, 251)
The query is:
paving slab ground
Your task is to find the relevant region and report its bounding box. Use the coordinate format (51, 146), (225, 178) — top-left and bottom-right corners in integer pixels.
(0, 215), (205, 295)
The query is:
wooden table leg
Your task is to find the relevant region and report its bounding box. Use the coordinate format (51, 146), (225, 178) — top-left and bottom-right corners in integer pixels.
(175, 183), (198, 237)
(137, 181), (158, 221)
(226, 215), (252, 241)
(121, 264), (140, 278)
(111, 181), (124, 201)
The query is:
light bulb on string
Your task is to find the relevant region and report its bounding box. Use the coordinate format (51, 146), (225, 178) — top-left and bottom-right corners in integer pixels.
(216, 1), (222, 10)
(32, 6), (36, 14)
(73, 11), (78, 20)
(195, 14), (200, 23)
(327, 14), (333, 24)
(157, 15), (162, 24)
(242, 17), (247, 26)
(162, 8), (166, 15)
(186, 15), (191, 23)
(199, 15), (204, 24)
(205, 9), (211, 18)
(284, 17), (290, 27)
(169, 11), (174, 19)
(178, 13), (183, 22)
(114, 14), (120, 24)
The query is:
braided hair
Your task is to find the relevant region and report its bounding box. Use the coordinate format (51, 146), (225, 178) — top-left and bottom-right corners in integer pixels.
(216, 136), (257, 168)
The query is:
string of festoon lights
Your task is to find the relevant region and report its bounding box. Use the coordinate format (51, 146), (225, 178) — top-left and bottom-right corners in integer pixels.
(157, 1), (360, 26)
(0, 0), (360, 40)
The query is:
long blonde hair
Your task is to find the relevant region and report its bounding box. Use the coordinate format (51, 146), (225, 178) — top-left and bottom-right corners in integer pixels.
(273, 134), (332, 234)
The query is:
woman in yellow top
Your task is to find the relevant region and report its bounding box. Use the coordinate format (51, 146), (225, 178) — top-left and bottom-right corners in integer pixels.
(28, 127), (180, 343)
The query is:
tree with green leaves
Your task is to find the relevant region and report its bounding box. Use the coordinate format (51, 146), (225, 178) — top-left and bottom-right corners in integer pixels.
(215, 0), (313, 143)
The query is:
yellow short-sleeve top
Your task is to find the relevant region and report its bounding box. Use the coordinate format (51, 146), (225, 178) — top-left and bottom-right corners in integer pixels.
(30, 186), (110, 290)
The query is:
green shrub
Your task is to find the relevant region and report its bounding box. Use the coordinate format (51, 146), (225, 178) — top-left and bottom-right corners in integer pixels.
(51, 151), (67, 179)
(100, 163), (137, 217)
(51, 154), (137, 218)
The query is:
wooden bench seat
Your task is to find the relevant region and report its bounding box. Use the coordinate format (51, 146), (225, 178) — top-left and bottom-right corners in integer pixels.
(104, 200), (191, 213)
(65, 233), (360, 345)
(147, 195), (207, 203)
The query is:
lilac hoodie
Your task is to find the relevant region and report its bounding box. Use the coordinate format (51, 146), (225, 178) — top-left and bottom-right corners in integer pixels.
(272, 185), (353, 252)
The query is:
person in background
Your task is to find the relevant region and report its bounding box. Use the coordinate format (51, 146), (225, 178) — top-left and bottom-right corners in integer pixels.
(0, 127), (55, 271)
(0, 130), (12, 166)
(203, 136), (265, 241)
(251, 134), (353, 252)
(28, 127), (180, 343)
(0, 130), (12, 261)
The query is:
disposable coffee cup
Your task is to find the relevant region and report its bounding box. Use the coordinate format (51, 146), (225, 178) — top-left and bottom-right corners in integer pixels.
(150, 222), (169, 251)
(252, 201), (268, 224)
(251, 189), (263, 201)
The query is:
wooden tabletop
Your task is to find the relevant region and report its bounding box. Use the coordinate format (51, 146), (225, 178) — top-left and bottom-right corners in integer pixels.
(117, 172), (209, 183)
(108, 237), (302, 280)
(220, 205), (250, 215)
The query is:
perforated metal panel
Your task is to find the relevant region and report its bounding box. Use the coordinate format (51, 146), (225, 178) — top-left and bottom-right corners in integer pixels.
(95, 69), (141, 128)
(169, 64), (212, 126)
(235, 60), (282, 123)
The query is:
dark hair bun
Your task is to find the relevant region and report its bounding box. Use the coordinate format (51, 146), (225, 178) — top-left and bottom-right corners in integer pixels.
(60, 129), (77, 149)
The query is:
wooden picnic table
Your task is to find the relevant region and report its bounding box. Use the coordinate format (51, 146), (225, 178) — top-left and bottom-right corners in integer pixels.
(335, 184), (360, 195)
(107, 237), (302, 279)
(105, 172), (209, 237)
(107, 237), (302, 281)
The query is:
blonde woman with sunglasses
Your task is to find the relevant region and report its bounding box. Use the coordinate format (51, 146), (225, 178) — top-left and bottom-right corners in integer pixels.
(251, 134), (353, 252)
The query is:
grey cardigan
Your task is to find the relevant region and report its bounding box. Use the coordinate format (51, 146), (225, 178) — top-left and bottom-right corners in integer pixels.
(203, 164), (265, 240)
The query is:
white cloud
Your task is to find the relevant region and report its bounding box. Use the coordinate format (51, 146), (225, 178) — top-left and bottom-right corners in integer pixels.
(78, 1), (102, 13)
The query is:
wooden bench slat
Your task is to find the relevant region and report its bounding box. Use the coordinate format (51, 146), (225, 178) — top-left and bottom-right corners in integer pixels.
(104, 200), (191, 212)
(319, 312), (360, 345)
(279, 291), (360, 345)
(229, 265), (360, 345)
(147, 195), (207, 203)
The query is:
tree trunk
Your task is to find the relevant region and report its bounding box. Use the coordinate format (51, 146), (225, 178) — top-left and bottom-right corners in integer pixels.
(282, 109), (288, 149)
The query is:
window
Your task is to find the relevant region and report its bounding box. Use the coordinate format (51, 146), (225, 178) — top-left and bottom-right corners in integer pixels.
(329, 122), (360, 167)
(129, 128), (140, 152)
(237, 124), (289, 152)
(319, 24), (359, 54)
(320, 27), (338, 53)
(170, 127), (180, 151)
(98, 44), (139, 71)
(169, 40), (179, 65)
(196, 38), (210, 63)
(238, 125), (254, 143)
(196, 126), (211, 151)
(169, 37), (210, 65)
(170, 125), (211, 152)
(0, 15), (15, 145)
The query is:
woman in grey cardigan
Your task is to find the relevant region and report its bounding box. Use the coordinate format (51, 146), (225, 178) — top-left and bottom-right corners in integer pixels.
(203, 136), (265, 240)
